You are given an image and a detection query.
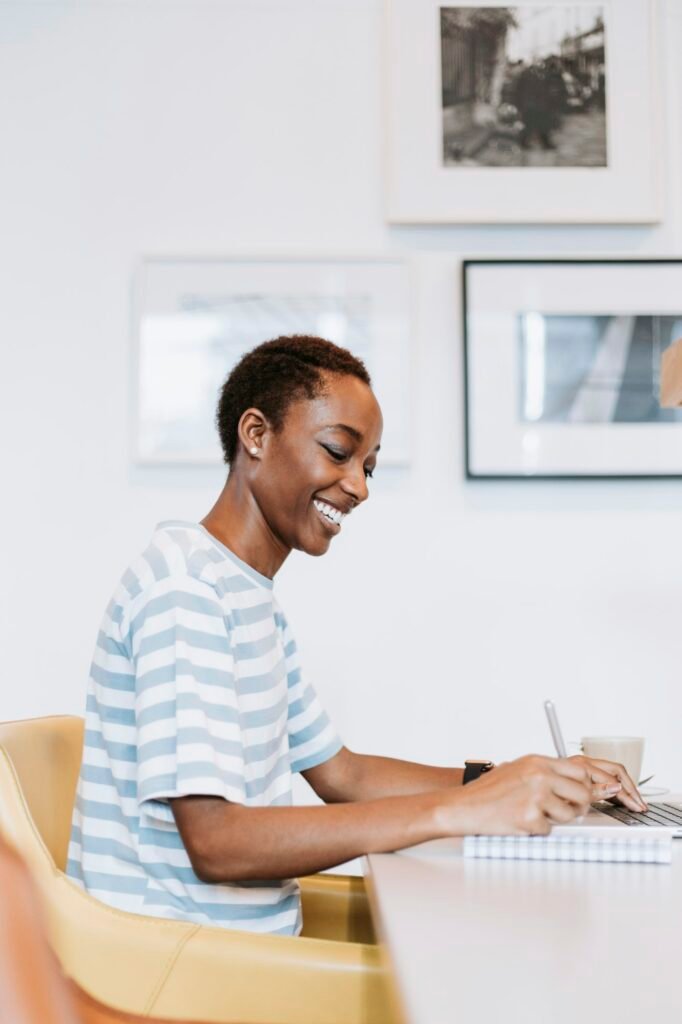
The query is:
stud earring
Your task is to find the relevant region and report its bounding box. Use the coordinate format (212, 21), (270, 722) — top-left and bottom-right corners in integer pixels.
(249, 447), (259, 456)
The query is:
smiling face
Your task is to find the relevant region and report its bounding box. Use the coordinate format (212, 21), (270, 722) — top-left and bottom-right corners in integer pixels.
(248, 372), (383, 558)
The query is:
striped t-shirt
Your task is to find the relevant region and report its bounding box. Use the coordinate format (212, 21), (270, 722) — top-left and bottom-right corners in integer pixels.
(67, 521), (341, 936)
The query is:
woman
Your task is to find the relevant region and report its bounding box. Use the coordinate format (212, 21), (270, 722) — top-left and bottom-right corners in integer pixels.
(68, 336), (644, 935)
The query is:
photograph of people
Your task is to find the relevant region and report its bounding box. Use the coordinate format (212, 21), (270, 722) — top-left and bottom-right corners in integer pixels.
(67, 335), (645, 935)
(440, 5), (607, 168)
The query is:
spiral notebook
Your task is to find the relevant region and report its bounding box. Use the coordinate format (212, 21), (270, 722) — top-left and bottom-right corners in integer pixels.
(463, 827), (672, 864)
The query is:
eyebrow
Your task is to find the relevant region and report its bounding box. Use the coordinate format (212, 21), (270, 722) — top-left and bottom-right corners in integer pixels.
(324, 423), (381, 452)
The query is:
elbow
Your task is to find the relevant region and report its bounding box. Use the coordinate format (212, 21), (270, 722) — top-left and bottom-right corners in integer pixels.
(191, 852), (224, 885)
(185, 846), (230, 884)
(185, 842), (262, 885)
(178, 829), (225, 884)
(172, 801), (272, 883)
(182, 834), (231, 883)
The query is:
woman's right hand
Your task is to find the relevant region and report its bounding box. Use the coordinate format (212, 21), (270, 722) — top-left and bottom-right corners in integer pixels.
(441, 754), (605, 836)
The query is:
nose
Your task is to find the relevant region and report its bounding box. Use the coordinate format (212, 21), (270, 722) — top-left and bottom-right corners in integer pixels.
(340, 461), (369, 506)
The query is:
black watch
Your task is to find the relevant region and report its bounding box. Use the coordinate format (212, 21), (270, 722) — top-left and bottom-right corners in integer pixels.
(463, 759), (495, 785)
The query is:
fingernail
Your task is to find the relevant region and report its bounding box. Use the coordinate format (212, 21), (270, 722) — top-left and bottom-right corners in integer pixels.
(604, 785), (622, 795)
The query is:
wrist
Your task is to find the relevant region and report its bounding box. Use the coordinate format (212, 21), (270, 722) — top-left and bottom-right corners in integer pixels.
(431, 786), (484, 839)
(463, 759), (495, 785)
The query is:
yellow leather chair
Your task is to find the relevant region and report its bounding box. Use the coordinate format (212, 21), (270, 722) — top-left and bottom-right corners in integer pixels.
(0, 716), (395, 1024)
(0, 831), (240, 1024)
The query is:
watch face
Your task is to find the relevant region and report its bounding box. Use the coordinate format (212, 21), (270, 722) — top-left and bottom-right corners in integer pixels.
(463, 760), (494, 784)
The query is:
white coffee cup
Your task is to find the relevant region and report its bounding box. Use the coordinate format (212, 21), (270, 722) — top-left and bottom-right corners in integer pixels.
(580, 736), (645, 784)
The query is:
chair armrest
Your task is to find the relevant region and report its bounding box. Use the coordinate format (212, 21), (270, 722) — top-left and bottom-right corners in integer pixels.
(151, 918), (389, 1024)
(299, 873), (376, 944)
(45, 873), (391, 1024)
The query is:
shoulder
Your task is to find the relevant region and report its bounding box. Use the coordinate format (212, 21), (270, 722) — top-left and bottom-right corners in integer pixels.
(107, 522), (278, 642)
(133, 523), (276, 615)
(129, 521), (266, 596)
(111, 524), (213, 600)
(108, 524), (224, 637)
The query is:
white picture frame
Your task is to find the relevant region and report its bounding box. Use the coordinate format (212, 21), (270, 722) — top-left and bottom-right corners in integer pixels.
(133, 257), (412, 467)
(385, 0), (661, 224)
(464, 259), (682, 478)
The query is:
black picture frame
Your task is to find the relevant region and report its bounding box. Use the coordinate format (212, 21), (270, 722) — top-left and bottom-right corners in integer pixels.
(463, 258), (682, 480)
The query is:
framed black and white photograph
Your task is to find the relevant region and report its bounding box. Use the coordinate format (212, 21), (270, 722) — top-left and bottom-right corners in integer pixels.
(463, 259), (682, 478)
(133, 257), (412, 466)
(386, 0), (660, 222)
(441, 6), (606, 168)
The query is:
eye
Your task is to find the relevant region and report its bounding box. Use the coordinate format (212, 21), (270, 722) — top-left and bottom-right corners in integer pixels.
(320, 443), (348, 462)
(364, 466), (374, 479)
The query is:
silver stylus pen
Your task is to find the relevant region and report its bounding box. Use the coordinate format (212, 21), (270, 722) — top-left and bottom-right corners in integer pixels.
(543, 699), (567, 758)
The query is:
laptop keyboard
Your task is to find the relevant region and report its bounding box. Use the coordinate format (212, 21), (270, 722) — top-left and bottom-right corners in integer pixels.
(598, 801), (682, 829)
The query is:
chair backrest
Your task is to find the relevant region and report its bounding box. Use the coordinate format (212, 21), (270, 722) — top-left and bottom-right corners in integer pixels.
(0, 716), (84, 871)
(0, 721), (389, 1024)
(0, 831), (80, 1024)
(0, 833), (220, 1024)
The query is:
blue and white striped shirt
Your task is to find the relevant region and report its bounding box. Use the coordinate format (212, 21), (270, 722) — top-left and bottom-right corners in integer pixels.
(67, 521), (341, 935)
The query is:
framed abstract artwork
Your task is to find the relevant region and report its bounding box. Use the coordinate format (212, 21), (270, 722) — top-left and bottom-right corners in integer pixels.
(385, 0), (661, 223)
(463, 259), (682, 478)
(133, 257), (412, 466)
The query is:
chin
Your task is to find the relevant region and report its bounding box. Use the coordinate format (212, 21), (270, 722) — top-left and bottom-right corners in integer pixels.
(296, 535), (332, 558)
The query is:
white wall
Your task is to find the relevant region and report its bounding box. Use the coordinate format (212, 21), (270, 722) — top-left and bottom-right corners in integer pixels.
(2, 0), (682, 792)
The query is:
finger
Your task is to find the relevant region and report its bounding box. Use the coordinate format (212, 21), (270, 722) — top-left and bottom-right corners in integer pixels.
(542, 793), (584, 825)
(611, 788), (647, 813)
(586, 757), (646, 811)
(593, 781), (623, 801)
(573, 755), (638, 801)
(579, 764), (625, 800)
(582, 761), (618, 783)
(592, 759), (641, 800)
(525, 813), (552, 836)
(550, 757), (592, 783)
(611, 792), (646, 813)
(549, 775), (592, 813)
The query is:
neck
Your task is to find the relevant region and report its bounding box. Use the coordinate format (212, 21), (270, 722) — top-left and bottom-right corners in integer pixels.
(201, 472), (290, 580)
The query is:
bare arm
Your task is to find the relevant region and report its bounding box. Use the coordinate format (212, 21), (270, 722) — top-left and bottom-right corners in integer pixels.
(172, 790), (450, 882)
(302, 746), (463, 802)
(303, 748), (645, 814)
(170, 755), (594, 883)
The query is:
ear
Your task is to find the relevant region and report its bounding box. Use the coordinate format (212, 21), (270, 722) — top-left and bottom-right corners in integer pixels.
(237, 408), (271, 460)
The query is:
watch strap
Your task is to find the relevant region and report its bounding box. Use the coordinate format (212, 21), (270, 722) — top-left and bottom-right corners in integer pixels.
(463, 759), (495, 785)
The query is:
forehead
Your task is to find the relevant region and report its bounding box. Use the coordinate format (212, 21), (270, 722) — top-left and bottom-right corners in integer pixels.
(284, 374), (383, 441)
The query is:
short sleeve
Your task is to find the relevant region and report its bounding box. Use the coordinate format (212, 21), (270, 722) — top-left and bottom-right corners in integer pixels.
(129, 576), (247, 815)
(279, 614), (342, 774)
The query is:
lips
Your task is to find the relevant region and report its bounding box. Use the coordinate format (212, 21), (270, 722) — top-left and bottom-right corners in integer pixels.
(313, 499), (346, 525)
(312, 499), (347, 533)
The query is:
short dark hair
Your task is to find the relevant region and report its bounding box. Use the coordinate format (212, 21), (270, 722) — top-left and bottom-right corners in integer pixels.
(216, 334), (372, 465)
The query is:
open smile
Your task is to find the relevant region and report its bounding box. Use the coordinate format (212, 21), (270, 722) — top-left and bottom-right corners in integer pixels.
(313, 499), (347, 533)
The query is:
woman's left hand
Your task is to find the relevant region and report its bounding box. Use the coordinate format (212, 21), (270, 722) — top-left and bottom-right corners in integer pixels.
(568, 755), (647, 813)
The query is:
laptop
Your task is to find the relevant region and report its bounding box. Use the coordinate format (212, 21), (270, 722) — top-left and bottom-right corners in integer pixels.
(585, 800), (682, 837)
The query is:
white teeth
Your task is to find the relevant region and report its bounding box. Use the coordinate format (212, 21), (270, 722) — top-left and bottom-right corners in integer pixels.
(314, 500), (346, 526)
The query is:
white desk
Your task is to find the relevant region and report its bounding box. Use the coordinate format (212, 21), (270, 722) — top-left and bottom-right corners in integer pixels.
(366, 833), (682, 1024)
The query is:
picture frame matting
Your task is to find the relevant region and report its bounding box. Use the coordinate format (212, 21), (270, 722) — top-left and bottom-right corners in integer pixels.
(386, 0), (661, 224)
(463, 258), (682, 479)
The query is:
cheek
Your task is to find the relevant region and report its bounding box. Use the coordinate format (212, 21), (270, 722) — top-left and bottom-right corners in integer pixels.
(259, 459), (316, 526)
(274, 447), (331, 499)
(261, 439), (338, 528)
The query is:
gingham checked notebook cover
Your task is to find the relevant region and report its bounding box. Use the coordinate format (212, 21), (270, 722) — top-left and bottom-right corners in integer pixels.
(462, 827), (673, 864)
